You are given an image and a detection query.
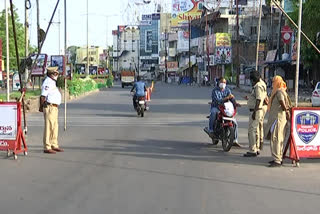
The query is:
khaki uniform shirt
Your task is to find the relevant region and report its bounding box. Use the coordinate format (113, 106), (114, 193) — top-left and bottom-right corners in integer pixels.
(265, 89), (289, 138)
(247, 79), (267, 109)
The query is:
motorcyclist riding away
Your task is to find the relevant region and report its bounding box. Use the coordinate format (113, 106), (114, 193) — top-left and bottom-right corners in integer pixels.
(131, 76), (147, 110)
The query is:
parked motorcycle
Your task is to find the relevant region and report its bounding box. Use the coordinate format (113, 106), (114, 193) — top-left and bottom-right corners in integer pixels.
(204, 101), (237, 152)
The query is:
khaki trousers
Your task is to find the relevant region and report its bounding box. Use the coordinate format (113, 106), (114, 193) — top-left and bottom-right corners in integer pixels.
(270, 120), (287, 164)
(259, 105), (267, 149)
(43, 105), (59, 150)
(248, 109), (264, 153)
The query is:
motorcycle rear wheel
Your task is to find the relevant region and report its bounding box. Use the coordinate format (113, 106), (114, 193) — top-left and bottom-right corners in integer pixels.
(222, 126), (235, 152)
(140, 106), (144, 117)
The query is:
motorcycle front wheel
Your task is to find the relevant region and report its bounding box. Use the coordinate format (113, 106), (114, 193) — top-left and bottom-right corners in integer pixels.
(222, 126), (235, 152)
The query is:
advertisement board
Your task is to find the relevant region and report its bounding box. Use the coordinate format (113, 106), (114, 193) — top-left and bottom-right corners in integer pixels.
(167, 61), (178, 71)
(0, 104), (17, 140)
(89, 66), (98, 75)
(177, 30), (189, 52)
(171, 0), (204, 28)
(75, 64), (86, 74)
(145, 30), (153, 53)
(215, 33), (232, 64)
(292, 108), (320, 158)
(31, 54), (48, 76)
(51, 55), (65, 75)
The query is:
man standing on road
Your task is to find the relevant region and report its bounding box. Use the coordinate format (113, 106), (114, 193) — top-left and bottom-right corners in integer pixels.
(244, 71), (268, 157)
(39, 67), (64, 154)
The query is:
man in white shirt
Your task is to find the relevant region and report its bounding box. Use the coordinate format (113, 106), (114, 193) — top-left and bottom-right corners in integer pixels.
(39, 67), (64, 154)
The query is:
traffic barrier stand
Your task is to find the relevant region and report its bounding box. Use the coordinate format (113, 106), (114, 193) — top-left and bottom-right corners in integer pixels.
(0, 93), (28, 160)
(283, 107), (320, 167)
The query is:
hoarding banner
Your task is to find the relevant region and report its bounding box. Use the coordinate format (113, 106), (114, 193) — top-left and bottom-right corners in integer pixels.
(152, 13), (160, 20)
(31, 54), (48, 76)
(215, 33), (231, 47)
(171, 0), (204, 28)
(215, 33), (232, 64)
(292, 108), (320, 158)
(177, 30), (189, 52)
(140, 20), (152, 26)
(167, 61), (178, 71)
(142, 14), (152, 21)
(145, 30), (153, 53)
(51, 55), (65, 75)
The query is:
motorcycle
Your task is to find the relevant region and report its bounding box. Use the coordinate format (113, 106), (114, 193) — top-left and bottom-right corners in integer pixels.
(133, 95), (146, 117)
(204, 101), (237, 152)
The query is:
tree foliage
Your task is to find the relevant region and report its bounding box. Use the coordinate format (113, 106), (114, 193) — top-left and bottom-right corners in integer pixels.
(0, 6), (36, 70)
(289, 0), (320, 67)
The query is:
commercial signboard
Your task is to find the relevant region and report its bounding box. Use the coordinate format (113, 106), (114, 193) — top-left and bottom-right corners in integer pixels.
(215, 33), (232, 64)
(145, 30), (153, 53)
(171, 0), (204, 28)
(31, 54), (48, 76)
(292, 108), (320, 158)
(51, 55), (65, 75)
(167, 61), (178, 71)
(177, 30), (189, 52)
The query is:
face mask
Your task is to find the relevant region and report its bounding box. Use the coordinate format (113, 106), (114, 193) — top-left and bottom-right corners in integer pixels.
(52, 75), (58, 81)
(219, 83), (226, 89)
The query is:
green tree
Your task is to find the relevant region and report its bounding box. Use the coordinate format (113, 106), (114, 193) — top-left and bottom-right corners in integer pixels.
(0, 6), (36, 70)
(290, 0), (320, 67)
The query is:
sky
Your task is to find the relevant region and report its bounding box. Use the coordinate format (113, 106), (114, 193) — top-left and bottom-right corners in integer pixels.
(0, 0), (170, 55)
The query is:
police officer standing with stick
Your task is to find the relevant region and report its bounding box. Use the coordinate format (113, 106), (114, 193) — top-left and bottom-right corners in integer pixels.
(244, 71), (268, 157)
(39, 67), (64, 154)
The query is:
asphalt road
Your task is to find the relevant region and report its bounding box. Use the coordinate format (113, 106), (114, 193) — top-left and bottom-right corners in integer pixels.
(1, 82), (320, 214)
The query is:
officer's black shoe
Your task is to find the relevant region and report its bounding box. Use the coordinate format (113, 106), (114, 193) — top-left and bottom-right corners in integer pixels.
(243, 152), (257, 157)
(268, 160), (283, 165)
(257, 151), (260, 155)
(268, 162), (282, 167)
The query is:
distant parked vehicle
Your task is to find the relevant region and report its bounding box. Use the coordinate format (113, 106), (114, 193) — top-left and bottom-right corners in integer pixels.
(311, 82), (320, 107)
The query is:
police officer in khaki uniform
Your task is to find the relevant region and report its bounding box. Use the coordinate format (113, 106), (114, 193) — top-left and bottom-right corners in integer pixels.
(265, 75), (290, 167)
(39, 67), (64, 154)
(244, 71), (267, 157)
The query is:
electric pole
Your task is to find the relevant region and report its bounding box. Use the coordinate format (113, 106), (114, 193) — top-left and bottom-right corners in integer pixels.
(165, 29), (168, 83)
(64, 0), (67, 131)
(36, 0), (40, 51)
(25, 0), (29, 83)
(5, 0), (9, 101)
(236, 0), (240, 87)
(188, 18), (191, 84)
(86, 0), (89, 75)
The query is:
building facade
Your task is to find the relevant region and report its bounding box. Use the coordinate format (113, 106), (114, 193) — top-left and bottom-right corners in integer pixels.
(112, 26), (140, 73)
(139, 13), (161, 77)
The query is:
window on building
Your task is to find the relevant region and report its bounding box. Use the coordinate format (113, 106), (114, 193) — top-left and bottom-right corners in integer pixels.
(251, 26), (257, 35)
(123, 60), (127, 62)
(132, 40), (135, 42)
(132, 50), (135, 52)
(124, 40), (127, 42)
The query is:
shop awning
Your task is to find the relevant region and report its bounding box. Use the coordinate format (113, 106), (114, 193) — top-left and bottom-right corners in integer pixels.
(177, 65), (190, 73)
